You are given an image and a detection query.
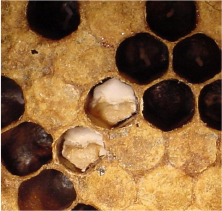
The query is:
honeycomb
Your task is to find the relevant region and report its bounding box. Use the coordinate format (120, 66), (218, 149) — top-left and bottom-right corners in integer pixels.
(1, 1), (221, 210)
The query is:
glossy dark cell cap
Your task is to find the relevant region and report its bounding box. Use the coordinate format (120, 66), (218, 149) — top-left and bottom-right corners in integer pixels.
(143, 79), (195, 131)
(18, 169), (76, 210)
(173, 33), (221, 84)
(198, 80), (221, 131)
(146, 1), (197, 41)
(115, 33), (169, 84)
(72, 203), (98, 210)
(27, 1), (80, 40)
(1, 76), (25, 128)
(1, 122), (53, 176)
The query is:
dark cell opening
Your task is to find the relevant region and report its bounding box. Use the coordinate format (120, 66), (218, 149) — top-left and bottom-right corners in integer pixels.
(1, 76), (25, 128)
(142, 79), (195, 131)
(18, 169), (76, 210)
(31, 49), (38, 54)
(173, 33), (221, 84)
(1, 122), (53, 176)
(146, 1), (197, 41)
(72, 203), (98, 210)
(198, 80), (221, 130)
(115, 33), (169, 85)
(27, 1), (80, 40)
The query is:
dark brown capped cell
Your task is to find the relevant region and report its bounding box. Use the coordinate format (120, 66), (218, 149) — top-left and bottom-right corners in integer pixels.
(27, 1), (80, 40)
(143, 79), (195, 131)
(198, 80), (221, 131)
(115, 33), (169, 84)
(173, 33), (221, 84)
(146, 1), (197, 41)
(18, 169), (76, 210)
(1, 122), (53, 176)
(72, 203), (98, 210)
(1, 76), (25, 128)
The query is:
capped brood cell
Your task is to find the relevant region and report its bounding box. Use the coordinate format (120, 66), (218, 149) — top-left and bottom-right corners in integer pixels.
(1, 122), (53, 176)
(1, 76), (25, 129)
(18, 169), (76, 210)
(26, 1), (80, 40)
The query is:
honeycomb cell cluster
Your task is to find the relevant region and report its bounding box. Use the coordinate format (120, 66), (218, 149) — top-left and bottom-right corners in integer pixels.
(1, 1), (221, 211)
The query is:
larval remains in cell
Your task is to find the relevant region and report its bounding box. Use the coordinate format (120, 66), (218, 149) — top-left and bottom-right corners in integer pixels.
(62, 127), (106, 172)
(88, 78), (138, 128)
(91, 78), (136, 105)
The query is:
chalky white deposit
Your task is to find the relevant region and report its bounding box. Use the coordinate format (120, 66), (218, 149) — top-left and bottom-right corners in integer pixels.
(62, 127), (106, 172)
(91, 78), (137, 105)
(89, 78), (137, 128)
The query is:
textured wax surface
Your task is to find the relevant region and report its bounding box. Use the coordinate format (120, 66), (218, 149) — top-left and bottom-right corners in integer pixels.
(1, 1), (221, 211)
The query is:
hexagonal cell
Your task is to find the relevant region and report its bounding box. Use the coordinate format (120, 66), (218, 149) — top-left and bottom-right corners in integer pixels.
(167, 125), (218, 176)
(111, 125), (165, 172)
(142, 79), (195, 131)
(173, 33), (221, 83)
(18, 169), (76, 210)
(72, 203), (98, 210)
(80, 165), (137, 210)
(146, 1), (197, 42)
(194, 167), (221, 210)
(85, 78), (138, 129)
(1, 76), (25, 128)
(115, 33), (169, 84)
(57, 126), (106, 173)
(27, 1), (80, 40)
(138, 165), (193, 210)
(1, 122), (53, 176)
(198, 80), (221, 130)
